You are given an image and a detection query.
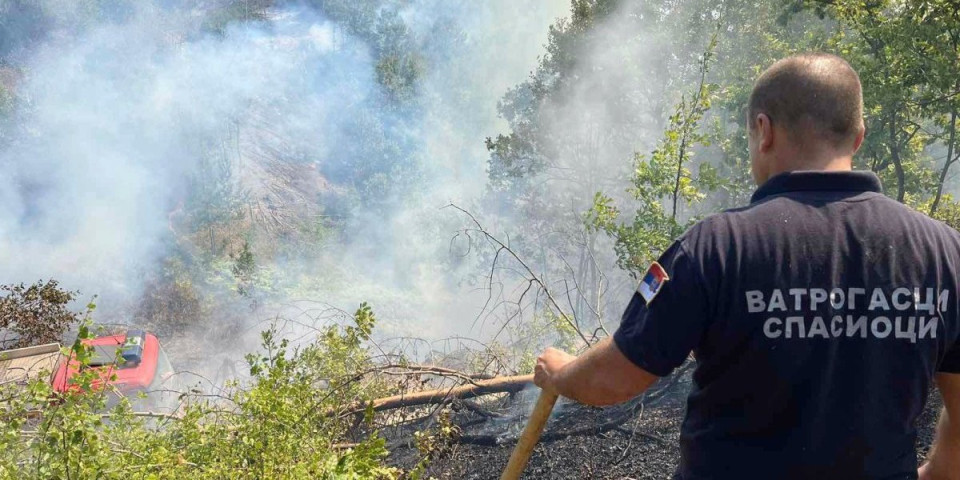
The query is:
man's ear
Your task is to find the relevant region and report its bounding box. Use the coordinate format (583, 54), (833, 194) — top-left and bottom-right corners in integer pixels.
(852, 124), (866, 154)
(756, 113), (774, 153)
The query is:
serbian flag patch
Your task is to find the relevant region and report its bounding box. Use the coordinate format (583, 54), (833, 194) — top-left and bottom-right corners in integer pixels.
(637, 261), (670, 304)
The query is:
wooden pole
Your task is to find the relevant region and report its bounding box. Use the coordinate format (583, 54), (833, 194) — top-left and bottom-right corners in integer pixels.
(499, 389), (559, 480)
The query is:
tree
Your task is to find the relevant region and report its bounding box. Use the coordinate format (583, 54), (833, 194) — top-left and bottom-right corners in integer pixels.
(482, 0), (839, 328)
(135, 260), (205, 339)
(582, 0), (960, 284)
(306, 0), (426, 103)
(202, 0), (274, 35)
(901, 0), (960, 215)
(483, 0), (733, 326)
(0, 280), (81, 348)
(232, 240), (256, 297)
(788, 0), (960, 206)
(184, 137), (246, 256)
(587, 31), (721, 276)
(834, 1), (935, 202)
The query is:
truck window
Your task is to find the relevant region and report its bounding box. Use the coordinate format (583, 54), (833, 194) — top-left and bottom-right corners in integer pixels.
(140, 346), (179, 413)
(150, 347), (174, 392)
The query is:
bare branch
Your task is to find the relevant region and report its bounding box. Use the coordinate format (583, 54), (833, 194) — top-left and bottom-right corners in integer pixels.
(444, 204), (591, 347)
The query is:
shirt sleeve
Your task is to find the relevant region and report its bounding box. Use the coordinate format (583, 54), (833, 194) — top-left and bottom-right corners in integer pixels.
(613, 240), (710, 377)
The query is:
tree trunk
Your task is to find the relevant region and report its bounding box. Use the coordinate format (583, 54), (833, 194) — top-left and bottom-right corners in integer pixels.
(889, 113), (906, 203)
(672, 139), (686, 224)
(931, 108), (958, 216)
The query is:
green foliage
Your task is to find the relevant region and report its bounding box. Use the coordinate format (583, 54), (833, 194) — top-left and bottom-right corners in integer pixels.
(537, 309), (581, 353)
(913, 194), (960, 233)
(788, 0), (960, 207)
(482, 0), (720, 331)
(587, 33), (721, 276)
(0, 279), (81, 348)
(185, 141), (247, 257)
(484, 0), (622, 190)
(375, 52), (426, 102)
(232, 240), (257, 297)
(0, 305), (406, 479)
(823, 1), (933, 202)
(202, 0), (273, 35)
(578, 0), (960, 276)
(697, 0), (832, 206)
(136, 259), (205, 338)
(409, 409), (459, 478)
(307, 0), (426, 103)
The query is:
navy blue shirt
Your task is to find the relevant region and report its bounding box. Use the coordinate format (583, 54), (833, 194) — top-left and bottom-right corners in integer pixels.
(614, 171), (960, 480)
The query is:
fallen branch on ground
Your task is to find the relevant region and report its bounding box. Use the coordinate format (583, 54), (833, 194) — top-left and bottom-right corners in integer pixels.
(347, 374), (533, 416)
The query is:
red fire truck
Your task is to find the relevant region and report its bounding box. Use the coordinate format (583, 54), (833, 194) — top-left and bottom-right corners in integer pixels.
(0, 330), (179, 411)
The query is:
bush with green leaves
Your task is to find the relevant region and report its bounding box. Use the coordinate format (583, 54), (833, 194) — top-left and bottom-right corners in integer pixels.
(0, 303), (407, 479)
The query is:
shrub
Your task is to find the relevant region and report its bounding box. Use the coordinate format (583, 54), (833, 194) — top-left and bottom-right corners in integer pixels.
(0, 279), (81, 348)
(0, 303), (406, 479)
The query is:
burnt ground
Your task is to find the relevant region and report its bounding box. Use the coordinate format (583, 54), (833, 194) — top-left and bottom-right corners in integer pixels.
(387, 365), (944, 479)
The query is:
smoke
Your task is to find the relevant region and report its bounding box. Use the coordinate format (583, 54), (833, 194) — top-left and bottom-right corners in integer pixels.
(472, 1), (727, 333)
(0, 0), (572, 347)
(0, 0), (734, 370)
(2, 4), (349, 298)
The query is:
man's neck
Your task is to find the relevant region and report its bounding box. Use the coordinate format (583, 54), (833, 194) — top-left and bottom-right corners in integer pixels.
(770, 151), (854, 178)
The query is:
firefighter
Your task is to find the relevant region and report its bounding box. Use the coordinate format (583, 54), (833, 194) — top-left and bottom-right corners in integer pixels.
(534, 53), (960, 479)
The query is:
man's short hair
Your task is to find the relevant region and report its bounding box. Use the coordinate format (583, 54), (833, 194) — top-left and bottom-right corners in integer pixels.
(748, 53), (864, 147)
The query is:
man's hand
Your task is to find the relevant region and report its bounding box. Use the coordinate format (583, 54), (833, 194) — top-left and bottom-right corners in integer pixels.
(534, 347), (577, 394)
(530, 338), (659, 406)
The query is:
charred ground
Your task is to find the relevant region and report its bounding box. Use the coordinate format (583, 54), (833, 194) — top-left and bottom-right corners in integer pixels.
(388, 366), (944, 479)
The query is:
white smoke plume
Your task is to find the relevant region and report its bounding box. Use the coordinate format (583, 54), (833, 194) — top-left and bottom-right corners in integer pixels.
(0, 1), (571, 346)
(0, 0), (731, 367)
